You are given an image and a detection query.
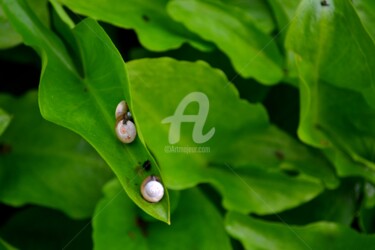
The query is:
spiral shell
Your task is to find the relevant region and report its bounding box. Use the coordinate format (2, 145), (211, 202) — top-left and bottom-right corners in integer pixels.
(115, 119), (137, 143)
(115, 100), (128, 120)
(141, 176), (164, 203)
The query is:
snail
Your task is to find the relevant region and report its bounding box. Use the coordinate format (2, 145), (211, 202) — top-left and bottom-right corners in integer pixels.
(115, 100), (127, 120)
(115, 100), (136, 143)
(141, 176), (164, 203)
(115, 119), (137, 143)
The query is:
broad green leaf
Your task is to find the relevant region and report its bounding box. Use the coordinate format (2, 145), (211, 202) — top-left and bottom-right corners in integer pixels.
(56, 0), (213, 52)
(226, 212), (375, 250)
(128, 57), (338, 215)
(0, 0), (49, 49)
(0, 91), (112, 218)
(167, 0), (284, 84)
(261, 178), (359, 226)
(129, 45), (270, 103)
(220, 0), (275, 34)
(286, 0), (375, 109)
(2, 0), (170, 223)
(0, 206), (92, 249)
(353, 0), (375, 41)
(0, 6), (21, 49)
(0, 108), (11, 135)
(286, 0), (375, 174)
(93, 180), (231, 250)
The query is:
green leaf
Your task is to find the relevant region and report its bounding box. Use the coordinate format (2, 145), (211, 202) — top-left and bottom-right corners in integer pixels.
(128, 57), (338, 215)
(261, 178), (359, 226)
(267, 0), (301, 31)
(93, 180), (231, 250)
(1, 0), (170, 223)
(0, 0), (49, 49)
(0, 108), (11, 136)
(49, 0), (74, 29)
(56, 0), (213, 52)
(0, 206), (92, 249)
(286, 0), (375, 175)
(167, 0), (284, 84)
(0, 6), (21, 49)
(220, 0), (275, 34)
(324, 149), (375, 185)
(353, 0), (375, 41)
(129, 45), (271, 103)
(263, 0), (301, 82)
(0, 91), (112, 218)
(226, 212), (375, 250)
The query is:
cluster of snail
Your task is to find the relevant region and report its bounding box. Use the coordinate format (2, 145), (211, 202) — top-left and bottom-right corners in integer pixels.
(115, 101), (164, 203)
(115, 100), (137, 143)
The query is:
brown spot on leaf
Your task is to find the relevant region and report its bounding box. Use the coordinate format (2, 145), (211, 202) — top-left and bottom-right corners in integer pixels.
(315, 123), (322, 130)
(134, 165), (144, 176)
(127, 231), (136, 239)
(136, 217), (148, 237)
(0, 143), (12, 154)
(275, 150), (285, 160)
(142, 15), (150, 22)
(320, 139), (330, 146)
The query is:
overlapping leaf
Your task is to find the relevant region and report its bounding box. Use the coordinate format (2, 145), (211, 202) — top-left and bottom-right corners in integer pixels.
(219, 0), (275, 34)
(1, 0), (170, 223)
(267, 0), (301, 30)
(286, 0), (375, 182)
(0, 0), (49, 49)
(260, 179), (359, 226)
(93, 180), (231, 250)
(167, 0), (284, 84)
(226, 212), (375, 250)
(56, 0), (212, 52)
(128, 57), (338, 215)
(0, 92), (112, 218)
(353, 0), (375, 41)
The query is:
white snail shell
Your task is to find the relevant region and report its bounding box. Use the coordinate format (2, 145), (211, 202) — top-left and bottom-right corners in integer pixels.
(141, 176), (164, 203)
(115, 119), (137, 143)
(115, 100), (128, 120)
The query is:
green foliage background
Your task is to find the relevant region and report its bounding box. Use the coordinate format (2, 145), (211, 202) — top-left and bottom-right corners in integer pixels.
(0, 0), (375, 249)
